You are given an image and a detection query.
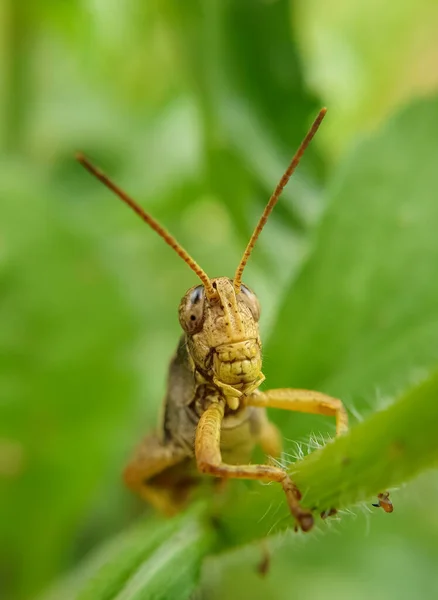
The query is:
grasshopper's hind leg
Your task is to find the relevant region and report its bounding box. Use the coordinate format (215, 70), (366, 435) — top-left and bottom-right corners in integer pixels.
(123, 434), (189, 516)
(195, 401), (314, 532)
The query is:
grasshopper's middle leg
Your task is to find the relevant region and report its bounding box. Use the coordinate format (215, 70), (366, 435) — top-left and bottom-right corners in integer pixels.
(247, 389), (348, 435)
(123, 434), (189, 515)
(258, 411), (283, 458)
(195, 401), (314, 532)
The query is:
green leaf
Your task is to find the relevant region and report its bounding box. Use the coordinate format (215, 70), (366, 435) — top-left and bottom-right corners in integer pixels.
(41, 503), (215, 600)
(265, 96), (438, 437)
(0, 162), (137, 599)
(219, 368), (438, 543)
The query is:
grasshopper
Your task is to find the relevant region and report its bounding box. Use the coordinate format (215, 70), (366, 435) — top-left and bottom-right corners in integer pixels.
(77, 108), (349, 532)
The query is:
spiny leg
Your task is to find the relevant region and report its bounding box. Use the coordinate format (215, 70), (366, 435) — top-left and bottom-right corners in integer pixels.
(195, 401), (314, 532)
(123, 434), (189, 515)
(250, 390), (392, 512)
(247, 388), (348, 435)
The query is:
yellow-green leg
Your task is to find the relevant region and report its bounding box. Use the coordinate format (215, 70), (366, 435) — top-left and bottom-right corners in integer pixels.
(247, 388), (348, 435)
(195, 400), (314, 532)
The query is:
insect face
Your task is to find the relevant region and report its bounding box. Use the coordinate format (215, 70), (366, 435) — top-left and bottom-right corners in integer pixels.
(76, 108), (327, 413)
(179, 277), (264, 410)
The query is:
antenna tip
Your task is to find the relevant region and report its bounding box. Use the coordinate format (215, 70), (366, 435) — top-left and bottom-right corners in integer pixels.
(75, 151), (86, 164)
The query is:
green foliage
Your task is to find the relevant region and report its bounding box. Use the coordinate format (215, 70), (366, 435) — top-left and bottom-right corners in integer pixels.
(0, 162), (137, 598)
(296, 0), (438, 156)
(165, 0), (325, 255)
(267, 96), (438, 438)
(221, 368), (438, 543)
(38, 93), (438, 600)
(2, 2), (438, 600)
(41, 504), (215, 600)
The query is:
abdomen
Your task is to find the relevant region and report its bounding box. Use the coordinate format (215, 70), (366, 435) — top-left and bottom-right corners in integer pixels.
(220, 406), (264, 464)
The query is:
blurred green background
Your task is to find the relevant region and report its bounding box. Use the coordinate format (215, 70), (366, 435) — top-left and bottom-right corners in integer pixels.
(2, 1), (438, 599)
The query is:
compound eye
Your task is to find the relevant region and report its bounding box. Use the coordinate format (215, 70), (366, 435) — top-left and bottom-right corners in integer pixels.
(178, 285), (206, 334)
(240, 283), (261, 321)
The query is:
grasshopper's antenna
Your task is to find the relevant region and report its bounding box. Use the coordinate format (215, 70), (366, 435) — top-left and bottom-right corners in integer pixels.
(76, 154), (217, 300)
(234, 108), (327, 291)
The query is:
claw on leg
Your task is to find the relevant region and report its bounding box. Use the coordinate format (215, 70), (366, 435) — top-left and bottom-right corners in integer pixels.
(282, 476), (314, 532)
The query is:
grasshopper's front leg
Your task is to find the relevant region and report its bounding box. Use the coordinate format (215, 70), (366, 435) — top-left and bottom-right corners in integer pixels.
(195, 400), (314, 532)
(249, 389), (391, 513)
(123, 434), (189, 516)
(247, 388), (348, 435)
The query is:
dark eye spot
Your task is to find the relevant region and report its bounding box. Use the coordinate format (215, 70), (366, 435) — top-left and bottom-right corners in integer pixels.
(212, 281), (217, 289)
(179, 286), (206, 334)
(190, 285), (203, 304)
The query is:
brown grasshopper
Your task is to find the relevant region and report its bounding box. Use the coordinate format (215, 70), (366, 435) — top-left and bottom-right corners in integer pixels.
(77, 108), (349, 532)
